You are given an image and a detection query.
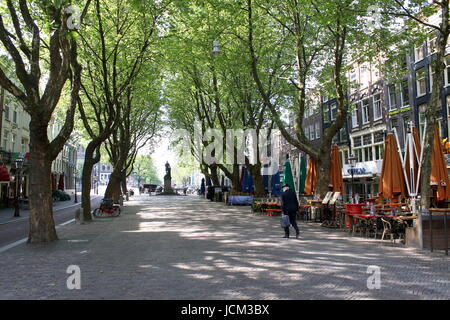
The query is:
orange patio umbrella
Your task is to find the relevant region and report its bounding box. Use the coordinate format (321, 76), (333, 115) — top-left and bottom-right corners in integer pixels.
(304, 157), (317, 195)
(430, 125), (450, 201)
(379, 133), (407, 200)
(329, 145), (344, 194)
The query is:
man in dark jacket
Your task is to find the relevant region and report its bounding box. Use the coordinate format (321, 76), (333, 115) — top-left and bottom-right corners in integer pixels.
(281, 184), (300, 238)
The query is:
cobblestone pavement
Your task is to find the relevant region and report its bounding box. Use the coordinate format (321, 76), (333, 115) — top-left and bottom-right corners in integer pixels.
(0, 195), (449, 300)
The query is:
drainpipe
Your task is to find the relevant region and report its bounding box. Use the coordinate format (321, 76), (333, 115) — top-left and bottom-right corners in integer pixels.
(0, 87), (4, 150)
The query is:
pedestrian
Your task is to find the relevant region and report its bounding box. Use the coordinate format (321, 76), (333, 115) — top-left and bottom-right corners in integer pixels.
(281, 184), (300, 239)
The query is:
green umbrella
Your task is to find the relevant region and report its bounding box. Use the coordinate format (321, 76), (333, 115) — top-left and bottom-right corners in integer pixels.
(299, 156), (307, 194)
(282, 160), (296, 193)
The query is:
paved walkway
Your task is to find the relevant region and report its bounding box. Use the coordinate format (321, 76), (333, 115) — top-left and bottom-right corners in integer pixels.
(0, 192), (92, 225)
(0, 195), (449, 299)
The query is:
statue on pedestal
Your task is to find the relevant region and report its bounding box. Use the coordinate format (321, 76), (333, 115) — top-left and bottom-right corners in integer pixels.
(164, 161), (171, 181)
(163, 161), (174, 194)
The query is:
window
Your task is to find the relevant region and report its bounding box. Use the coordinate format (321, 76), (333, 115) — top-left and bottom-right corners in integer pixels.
(13, 110), (17, 123)
(315, 122), (321, 139)
(362, 99), (370, 124)
(415, 45), (425, 62)
(375, 145), (384, 160)
(374, 131), (384, 143)
(323, 104), (330, 123)
(339, 128), (347, 141)
(391, 118), (399, 133)
(363, 134), (372, 146)
(364, 147), (373, 162)
(388, 84), (397, 111)
(11, 134), (16, 152)
(428, 37), (437, 55)
(343, 150), (349, 165)
(416, 68), (427, 97)
(2, 131), (8, 150)
(331, 103), (337, 121)
(4, 105), (9, 121)
(401, 80), (410, 107)
(310, 125), (315, 140)
(403, 116), (410, 140)
(360, 65), (370, 88)
(353, 136), (362, 148)
(447, 95), (450, 119)
(21, 138), (28, 153)
(445, 56), (450, 86)
(351, 104), (359, 128)
(373, 93), (382, 120)
(304, 126), (310, 140)
(356, 148), (363, 163)
(349, 70), (357, 94)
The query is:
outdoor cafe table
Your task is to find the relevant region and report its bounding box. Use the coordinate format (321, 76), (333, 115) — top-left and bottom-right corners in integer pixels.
(343, 204), (366, 228)
(263, 202), (282, 216)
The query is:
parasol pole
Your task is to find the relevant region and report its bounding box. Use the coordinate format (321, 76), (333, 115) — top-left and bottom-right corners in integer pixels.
(394, 127), (411, 196)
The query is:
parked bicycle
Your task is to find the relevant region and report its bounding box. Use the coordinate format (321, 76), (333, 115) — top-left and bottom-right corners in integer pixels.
(93, 198), (121, 218)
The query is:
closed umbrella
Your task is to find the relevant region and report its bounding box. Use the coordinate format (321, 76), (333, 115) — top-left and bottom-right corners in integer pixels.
(282, 160), (296, 193)
(271, 171), (282, 196)
(200, 178), (205, 195)
(379, 133), (407, 200)
(58, 174), (65, 191)
(329, 145), (344, 194)
(299, 156), (307, 194)
(241, 167), (254, 193)
(304, 157), (317, 195)
(430, 125), (450, 202)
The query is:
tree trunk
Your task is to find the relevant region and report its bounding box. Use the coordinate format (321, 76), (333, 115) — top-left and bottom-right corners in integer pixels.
(209, 165), (220, 185)
(81, 143), (100, 221)
(316, 147), (332, 198)
(249, 163), (264, 197)
(121, 175), (128, 201)
(105, 167), (123, 203)
(28, 120), (57, 243)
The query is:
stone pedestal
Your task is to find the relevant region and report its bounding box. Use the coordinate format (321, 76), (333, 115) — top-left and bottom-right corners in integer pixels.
(164, 178), (173, 193)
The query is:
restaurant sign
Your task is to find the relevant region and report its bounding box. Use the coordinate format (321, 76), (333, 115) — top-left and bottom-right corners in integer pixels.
(342, 160), (383, 178)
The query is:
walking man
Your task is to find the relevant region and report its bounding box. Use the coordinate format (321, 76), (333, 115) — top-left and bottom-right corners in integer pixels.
(281, 184), (300, 239)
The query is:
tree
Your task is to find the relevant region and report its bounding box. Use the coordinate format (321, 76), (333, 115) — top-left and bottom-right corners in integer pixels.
(0, 0), (90, 243)
(133, 155), (161, 185)
(246, 0), (378, 196)
(76, 0), (163, 219)
(383, 1), (450, 209)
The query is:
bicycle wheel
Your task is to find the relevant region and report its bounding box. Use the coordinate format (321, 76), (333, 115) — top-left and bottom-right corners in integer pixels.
(93, 208), (108, 218)
(92, 208), (100, 217)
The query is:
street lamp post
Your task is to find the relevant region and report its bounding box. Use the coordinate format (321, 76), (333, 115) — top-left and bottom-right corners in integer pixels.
(14, 158), (23, 217)
(348, 155), (357, 204)
(74, 166), (78, 203)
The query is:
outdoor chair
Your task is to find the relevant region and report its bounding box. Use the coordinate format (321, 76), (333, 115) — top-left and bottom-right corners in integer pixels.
(381, 218), (395, 242)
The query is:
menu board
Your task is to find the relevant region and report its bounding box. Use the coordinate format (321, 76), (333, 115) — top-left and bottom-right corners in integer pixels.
(322, 192), (333, 205)
(329, 192), (341, 205)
